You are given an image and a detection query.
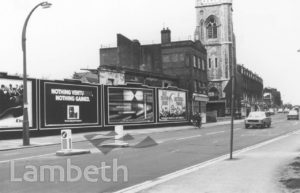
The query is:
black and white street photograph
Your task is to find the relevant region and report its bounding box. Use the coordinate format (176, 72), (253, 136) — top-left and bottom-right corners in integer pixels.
(1, 0), (300, 192)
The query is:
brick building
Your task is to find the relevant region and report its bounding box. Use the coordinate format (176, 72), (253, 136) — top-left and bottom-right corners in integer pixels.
(263, 87), (282, 109)
(100, 29), (209, 121)
(224, 64), (263, 117)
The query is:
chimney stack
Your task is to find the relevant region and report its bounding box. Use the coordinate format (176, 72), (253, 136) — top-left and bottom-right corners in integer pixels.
(161, 28), (171, 44)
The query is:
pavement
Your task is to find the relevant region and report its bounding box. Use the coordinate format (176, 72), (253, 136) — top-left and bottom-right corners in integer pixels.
(122, 129), (300, 193)
(0, 119), (244, 151)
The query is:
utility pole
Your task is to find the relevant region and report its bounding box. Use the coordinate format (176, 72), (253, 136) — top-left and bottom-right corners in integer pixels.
(229, 59), (236, 159)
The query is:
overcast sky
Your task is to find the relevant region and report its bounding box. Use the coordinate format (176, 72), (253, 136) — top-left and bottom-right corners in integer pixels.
(1, 0), (300, 105)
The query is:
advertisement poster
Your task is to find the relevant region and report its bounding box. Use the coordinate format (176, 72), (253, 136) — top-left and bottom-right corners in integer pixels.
(107, 87), (154, 124)
(0, 78), (33, 129)
(44, 82), (99, 126)
(158, 89), (187, 121)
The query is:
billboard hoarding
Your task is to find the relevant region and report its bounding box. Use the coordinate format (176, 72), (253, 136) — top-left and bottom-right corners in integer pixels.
(106, 87), (155, 125)
(42, 82), (99, 127)
(0, 78), (34, 129)
(158, 89), (187, 122)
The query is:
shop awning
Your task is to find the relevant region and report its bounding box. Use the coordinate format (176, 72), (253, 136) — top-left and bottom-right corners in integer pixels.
(193, 93), (209, 102)
(207, 99), (226, 104)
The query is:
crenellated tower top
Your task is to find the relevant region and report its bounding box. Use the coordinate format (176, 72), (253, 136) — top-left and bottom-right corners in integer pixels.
(196, 0), (232, 7)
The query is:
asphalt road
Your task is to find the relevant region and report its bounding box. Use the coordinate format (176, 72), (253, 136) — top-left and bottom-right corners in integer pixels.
(0, 114), (299, 193)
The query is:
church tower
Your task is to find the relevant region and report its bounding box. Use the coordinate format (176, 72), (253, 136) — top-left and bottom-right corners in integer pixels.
(195, 0), (236, 104)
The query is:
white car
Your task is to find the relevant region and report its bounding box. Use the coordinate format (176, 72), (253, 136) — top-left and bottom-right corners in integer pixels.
(287, 110), (299, 120)
(245, 111), (272, 128)
(268, 108), (275, 115)
(278, 108), (283, 113)
(284, 108), (290, 113)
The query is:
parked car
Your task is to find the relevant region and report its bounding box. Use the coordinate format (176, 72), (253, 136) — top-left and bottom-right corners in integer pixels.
(268, 108), (275, 115)
(293, 107), (299, 113)
(278, 108), (283, 113)
(245, 111), (272, 128)
(287, 110), (299, 120)
(284, 108), (290, 113)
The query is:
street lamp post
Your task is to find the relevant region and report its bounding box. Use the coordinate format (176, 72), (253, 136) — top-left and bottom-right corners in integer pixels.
(22, 2), (51, 146)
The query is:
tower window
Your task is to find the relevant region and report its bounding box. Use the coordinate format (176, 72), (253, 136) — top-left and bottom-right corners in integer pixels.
(200, 20), (204, 40)
(208, 58), (212, 69)
(202, 59), (205, 70)
(206, 17), (218, 39)
(215, 58), (218, 68)
(193, 56), (197, 68)
(199, 58), (202, 69)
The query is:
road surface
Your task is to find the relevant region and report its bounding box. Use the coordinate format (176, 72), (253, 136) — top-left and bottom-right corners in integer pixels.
(0, 114), (298, 193)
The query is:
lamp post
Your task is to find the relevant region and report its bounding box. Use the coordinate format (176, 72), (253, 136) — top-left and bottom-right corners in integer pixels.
(22, 2), (51, 146)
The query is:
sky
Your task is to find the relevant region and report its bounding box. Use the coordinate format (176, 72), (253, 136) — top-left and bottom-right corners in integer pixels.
(1, 0), (300, 105)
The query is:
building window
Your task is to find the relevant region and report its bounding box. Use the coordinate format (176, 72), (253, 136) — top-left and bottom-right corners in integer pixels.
(163, 82), (169, 87)
(208, 58), (212, 69)
(198, 58), (201, 69)
(206, 16), (218, 39)
(208, 87), (219, 100)
(171, 54), (178, 62)
(215, 58), (218, 68)
(202, 59), (205, 70)
(162, 55), (170, 63)
(194, 81), (198, 92)
(193, 56), (197, 68)
(107, 79), (114, 85)
(179, 53), (185, 61)
(186, 55), (190, 66)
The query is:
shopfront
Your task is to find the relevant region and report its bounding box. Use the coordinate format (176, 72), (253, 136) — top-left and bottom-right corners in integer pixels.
(192, 93), (209, 123)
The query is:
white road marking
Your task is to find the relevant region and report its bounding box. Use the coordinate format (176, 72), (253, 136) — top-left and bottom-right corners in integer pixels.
(114, 130), (300, 193)
(206, 131), (225, 135)
(294, 130), (300, 135)
(176, 135), (202, 141)
(0, 153), (55, 164)
(159, 131), (227, 143)
(158, 134), (203, 143)
(3, 152), (19, 156)
(273, 120), (286, 124)
(0, 146), (102, 164)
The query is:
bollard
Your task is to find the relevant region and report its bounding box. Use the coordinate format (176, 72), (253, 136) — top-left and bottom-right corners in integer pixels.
(115, 125), (124, 140)
(100, 125), (129, 147)
(56, 129), (90, 156)
(61, 129), (72, 151)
